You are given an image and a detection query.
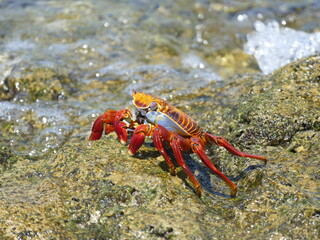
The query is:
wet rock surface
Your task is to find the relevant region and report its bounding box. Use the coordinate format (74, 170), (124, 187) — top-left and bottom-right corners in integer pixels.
(0, 67), (77, 102)
(0, 55), (319, 239)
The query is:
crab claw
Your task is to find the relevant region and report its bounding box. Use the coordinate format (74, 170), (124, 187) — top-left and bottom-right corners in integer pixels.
(113, 109), (132, 144)
(89, 110), (118, 141)
(114, 121), (129, 144)
(89, 109), (132, 143)
(89, 115), (105, 141)
(128, 124), (151, 156)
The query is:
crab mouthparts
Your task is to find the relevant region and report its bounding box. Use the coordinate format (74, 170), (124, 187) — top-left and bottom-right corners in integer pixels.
(135, 107), (149, 124)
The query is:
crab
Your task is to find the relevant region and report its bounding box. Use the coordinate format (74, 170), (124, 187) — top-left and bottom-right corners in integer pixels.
(89, 91), (267, 197)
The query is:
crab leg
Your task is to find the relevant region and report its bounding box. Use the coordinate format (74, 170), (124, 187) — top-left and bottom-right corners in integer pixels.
(170, 133), (202, 197)
(152, 125), (176, 175)
(205, 133), (267, 162)
(191, 137), (237, 197)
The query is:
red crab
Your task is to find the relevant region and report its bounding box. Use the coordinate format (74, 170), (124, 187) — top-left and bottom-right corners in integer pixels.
(89, 91), (267, 197)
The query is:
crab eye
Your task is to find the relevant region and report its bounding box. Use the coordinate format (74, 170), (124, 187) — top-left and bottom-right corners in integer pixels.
(149, 101), (158, 111)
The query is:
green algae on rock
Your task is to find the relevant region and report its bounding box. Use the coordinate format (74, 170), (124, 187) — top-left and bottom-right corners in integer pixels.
(228, 55), (320, 147)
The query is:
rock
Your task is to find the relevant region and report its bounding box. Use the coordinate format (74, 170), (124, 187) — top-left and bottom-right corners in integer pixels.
(0, 55), (319, 239)
(0, 67), (77, 102)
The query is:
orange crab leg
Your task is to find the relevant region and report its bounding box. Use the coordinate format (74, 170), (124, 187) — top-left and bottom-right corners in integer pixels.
(170, 133), (201, 197)
(205, 133), (267, 163)
(191, 137), (237, 197)
(152, 125), (176, 175)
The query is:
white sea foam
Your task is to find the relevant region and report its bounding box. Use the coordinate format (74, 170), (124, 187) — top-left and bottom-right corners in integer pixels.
(244, 21), (320, 74)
